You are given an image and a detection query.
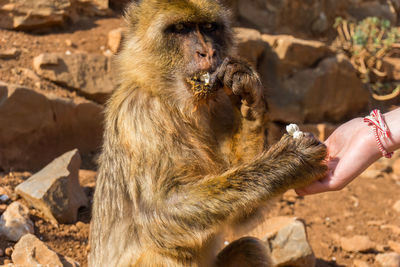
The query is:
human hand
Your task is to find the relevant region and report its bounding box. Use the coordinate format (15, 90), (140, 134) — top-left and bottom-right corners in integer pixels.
(295, 118), (382, 195)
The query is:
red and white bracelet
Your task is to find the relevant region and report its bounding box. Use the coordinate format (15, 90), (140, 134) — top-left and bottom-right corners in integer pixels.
(364, 109), (393, 158)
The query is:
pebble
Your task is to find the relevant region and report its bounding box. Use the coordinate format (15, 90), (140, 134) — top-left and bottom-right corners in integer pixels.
(340, 235), (376, 252)
(0, 248), (4, 257)
(5, 247), (12, 257)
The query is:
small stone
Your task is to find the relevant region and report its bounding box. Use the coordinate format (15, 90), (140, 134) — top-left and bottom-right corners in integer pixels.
(5, 247), (12, 257)
(0, 248), (4, 257)
(108, 27), (124, 53)
(65, 39), (75, 47)
(0, 48), (20, 59)
(0, 201), (34, 241)
(393, 201), (400, 213)
(375, 252), (400, 267)
(340, 235), (376, 252)
(15, 149), (88, 224)
(264, 217), (315, 267)
(12, 233), (80, 266)
(0, 194), (10, 203)
(354, 259), (370, 267)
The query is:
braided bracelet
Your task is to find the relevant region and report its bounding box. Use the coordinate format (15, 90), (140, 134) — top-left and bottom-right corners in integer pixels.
(364, 109), (393, 158)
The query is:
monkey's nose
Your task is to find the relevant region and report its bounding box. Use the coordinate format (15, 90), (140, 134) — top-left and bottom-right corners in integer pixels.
(197, 51), (207, 58)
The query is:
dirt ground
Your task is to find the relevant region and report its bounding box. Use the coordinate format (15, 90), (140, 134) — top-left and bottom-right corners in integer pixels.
(1, 15), (400, 267)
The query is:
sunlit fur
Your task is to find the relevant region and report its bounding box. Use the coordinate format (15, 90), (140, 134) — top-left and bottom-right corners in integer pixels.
(89, 1), (327, 266)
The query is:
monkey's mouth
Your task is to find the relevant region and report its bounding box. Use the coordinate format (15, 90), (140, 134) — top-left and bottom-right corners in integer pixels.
(186, 71), (218, 100)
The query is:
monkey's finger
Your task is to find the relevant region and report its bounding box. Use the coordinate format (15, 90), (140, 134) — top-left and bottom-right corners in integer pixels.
(215, 57), (230, 82)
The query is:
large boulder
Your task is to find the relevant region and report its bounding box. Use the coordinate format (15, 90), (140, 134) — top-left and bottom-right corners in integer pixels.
(0, 0), (110, 31)
(0, 82), (103, 171)
(268, 54), (369, 123)
(33, 52), (115, 103)
(15, 149), (88, 224)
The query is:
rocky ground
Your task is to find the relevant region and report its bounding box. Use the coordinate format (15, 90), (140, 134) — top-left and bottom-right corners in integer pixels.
(1, 0), (400, 267)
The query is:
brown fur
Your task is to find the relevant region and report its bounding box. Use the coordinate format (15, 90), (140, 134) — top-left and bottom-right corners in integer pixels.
(89, 1), (327, 266)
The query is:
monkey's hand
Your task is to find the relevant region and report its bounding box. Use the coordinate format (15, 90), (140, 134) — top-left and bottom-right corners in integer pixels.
(214, 58), (265, 121)
(264, 133), (328, 190)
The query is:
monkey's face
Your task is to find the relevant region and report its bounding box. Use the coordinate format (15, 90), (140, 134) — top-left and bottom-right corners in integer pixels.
(121, 0), (233, 102)
(163, 21), (228, 100)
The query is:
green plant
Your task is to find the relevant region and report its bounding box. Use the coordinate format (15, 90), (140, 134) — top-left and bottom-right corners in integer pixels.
(334, 16), (400, 98)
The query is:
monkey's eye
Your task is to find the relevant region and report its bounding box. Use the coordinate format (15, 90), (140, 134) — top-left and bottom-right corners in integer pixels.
(168, 23), (192, 34)
(202, 23), (217, 32)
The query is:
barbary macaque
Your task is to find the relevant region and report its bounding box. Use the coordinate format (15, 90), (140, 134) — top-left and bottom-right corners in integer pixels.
(89, 0), (327, 266)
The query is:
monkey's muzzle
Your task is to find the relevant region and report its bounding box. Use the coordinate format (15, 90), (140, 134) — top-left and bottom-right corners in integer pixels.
(186, 71), (218, 100)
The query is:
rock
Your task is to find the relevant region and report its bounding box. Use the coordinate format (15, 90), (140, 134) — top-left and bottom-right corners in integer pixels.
(340, 235), (376, 252)
(268, 54), (369, 124)
(0, 0), (71, 30)
(264, 217), (315, 267)
(354, 259), (370, 267)
(0, 48), (20, 59)
(0, 82), (103, 171)
(234, 27), (267, 67)
(261, 34), (333, 76)
(393, 201), (400, 213)
(12, 233), (80, 267)
(4, 247), (12, 257)
(0, 0), (110, 31)
(15, 149), (88, 224)
(389, 241), (400, 254)
(0, 201), (34, 242)
(375, 252), (400, 267)
(108, 27), (124, 54)
(33, 52), (115, 103)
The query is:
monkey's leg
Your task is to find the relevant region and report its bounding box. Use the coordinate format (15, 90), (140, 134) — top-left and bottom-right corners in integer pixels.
(215, 237), (272, 267)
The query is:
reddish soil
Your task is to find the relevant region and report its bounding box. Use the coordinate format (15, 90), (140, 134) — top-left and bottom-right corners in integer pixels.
(1, 15), (400, 267)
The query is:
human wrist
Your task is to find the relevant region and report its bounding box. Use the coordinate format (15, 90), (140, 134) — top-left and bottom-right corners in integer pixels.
(382, 109), (400, 153)
(358, 117), (383, 163)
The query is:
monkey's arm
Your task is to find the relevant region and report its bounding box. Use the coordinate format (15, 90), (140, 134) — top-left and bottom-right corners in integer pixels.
(141, 134), (326, 254)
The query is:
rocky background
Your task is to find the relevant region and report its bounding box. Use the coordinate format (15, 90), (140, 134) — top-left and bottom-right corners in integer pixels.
(0, 0), (399, 266)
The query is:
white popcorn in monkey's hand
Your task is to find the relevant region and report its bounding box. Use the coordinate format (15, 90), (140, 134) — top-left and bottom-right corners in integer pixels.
(286, 124), (304, 139)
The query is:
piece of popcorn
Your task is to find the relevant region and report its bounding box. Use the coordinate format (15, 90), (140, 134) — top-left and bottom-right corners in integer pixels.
(286, 123), (304, 139)
(286, 124), (299, 135)
(293, 130), (304, 139)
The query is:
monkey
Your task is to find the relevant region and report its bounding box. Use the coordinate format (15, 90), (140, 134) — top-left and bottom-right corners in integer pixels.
(88, 0), (327, 266)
